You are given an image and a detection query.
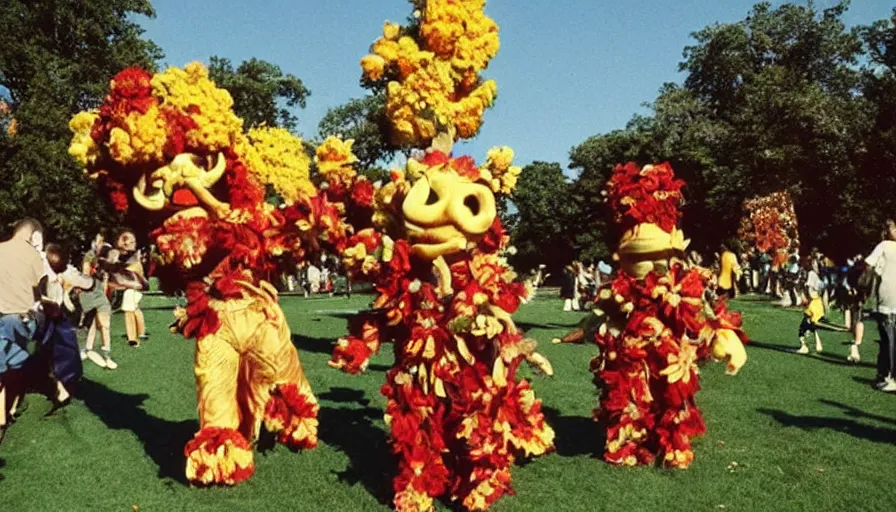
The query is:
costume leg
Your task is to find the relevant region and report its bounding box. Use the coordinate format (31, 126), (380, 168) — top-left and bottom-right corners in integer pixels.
(454, 375), (554, 511)
(384, 372), (448, 512)
(246, 303), (318, 449)
(184, 329), (254, 485)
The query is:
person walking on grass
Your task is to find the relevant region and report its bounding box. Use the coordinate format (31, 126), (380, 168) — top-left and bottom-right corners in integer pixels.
(796, 281), (825, 355)
(0, 219), (45, 444)
(717, 243), (741, 299)
(797, 257), (826, 355)
(865, 219), (896, 392)
(115, 231), (149, 347)
(839, 256), (873, 362)
(76, 247), (142, 370)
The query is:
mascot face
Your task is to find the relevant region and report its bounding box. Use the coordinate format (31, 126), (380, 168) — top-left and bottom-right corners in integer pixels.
(132, 152), (229, 218)
(401, 166), (497, 261)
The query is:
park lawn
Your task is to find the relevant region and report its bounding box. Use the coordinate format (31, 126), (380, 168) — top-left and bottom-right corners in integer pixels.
(1, 292), (894, 512)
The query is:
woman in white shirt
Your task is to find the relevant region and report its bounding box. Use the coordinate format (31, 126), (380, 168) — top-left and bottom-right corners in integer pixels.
(864, 219), (896, 392)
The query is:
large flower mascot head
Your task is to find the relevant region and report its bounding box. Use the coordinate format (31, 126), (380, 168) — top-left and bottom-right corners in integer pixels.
(69, 63), (347, 486)
(738, 191), (799, 258)
(323, 2), (554, 510)
(556, 161), (748, 469)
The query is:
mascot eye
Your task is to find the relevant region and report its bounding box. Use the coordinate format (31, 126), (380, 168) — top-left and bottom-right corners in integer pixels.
(463, 195), (480, 216)
(426, 189), (440, 205)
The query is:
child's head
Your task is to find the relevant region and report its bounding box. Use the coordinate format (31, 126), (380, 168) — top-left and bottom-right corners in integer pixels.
(45, 243), (69, 274)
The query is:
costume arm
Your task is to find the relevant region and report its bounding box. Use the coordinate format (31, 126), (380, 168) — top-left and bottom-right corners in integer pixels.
(328, 313), (384, 374)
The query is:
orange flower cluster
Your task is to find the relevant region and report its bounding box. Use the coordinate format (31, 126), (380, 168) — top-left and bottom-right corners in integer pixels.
(360, 0), (500, 146)
(738, 191), (799, 254)
(567, 162), (748, 469)
(263, 383), (320, 450)
(326, 150), (552, 511)
(606, 162), (685, 233)
(184, 427), (255, 485)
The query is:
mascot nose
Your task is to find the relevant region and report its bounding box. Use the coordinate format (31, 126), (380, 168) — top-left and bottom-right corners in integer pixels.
(403, 173), (496, 234)
(403, 175), (450, 226)
(447, 181), (495, 235)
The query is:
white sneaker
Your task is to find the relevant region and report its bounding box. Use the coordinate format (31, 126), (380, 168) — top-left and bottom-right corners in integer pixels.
(104, 356), (118, 370)
(85, 350), (107, 368)
(796, 345), (809, 354)
(880, 377), (896, 392)
(815, 341), (823, 353)
(847, 344), (860, 363)
(80, 350), (87, 361)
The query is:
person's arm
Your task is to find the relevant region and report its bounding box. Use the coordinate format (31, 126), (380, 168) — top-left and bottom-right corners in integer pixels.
(865, 242), (885, 269)
(60, 266), (96, 291)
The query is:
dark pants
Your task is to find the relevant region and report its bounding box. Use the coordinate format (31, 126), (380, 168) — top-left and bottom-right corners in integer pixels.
(798, 315), (818, 337)
(874, 313), (896, 379)
(718, 287), (736, 300)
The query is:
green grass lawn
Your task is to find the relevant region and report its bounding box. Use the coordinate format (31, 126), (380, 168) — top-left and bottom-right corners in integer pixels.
(1, 292), (894, 511)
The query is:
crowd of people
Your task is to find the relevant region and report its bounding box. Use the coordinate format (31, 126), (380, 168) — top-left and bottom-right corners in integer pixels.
(287, 255), (352, 297)
(0, 219), (149, 444)
(559, 260), (613, 312)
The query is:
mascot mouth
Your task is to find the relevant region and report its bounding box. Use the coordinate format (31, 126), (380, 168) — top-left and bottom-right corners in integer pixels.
(132, 152), (229, 216)
(134, 178), (200, 210)
(404, 220), (468, 259)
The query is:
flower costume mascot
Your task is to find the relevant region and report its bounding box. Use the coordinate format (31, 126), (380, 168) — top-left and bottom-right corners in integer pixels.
(556, 162), (749, 468)
(69, 64), (347, 485)
(324, 2), (555, 510)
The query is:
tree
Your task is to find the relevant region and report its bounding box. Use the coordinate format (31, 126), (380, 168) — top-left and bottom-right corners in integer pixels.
(508, 162), (578, 273)
(570, 1), (873, 259)
(0, 0), (163, 248)
(208, 56), (310, 132)
(856, 9), (896, 244)
(679, 1), (868, 255)
(317, 94), (396, 173)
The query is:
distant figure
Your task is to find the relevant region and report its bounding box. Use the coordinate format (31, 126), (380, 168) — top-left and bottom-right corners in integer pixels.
(597, 260), (612, 285)
(797, 257), (825, 355)
(561, 264), (576, 312)
(307, 264), (321, 294)
(717, 243), (741, 299)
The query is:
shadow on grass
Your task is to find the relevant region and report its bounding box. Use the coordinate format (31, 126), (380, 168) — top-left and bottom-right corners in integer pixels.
(317, 387), (393, 506)
(291, 333), (336, 355)
(748, 340), (875, 368)
(543, 407), (604, 458)
(818, 399), (896, 426)
(852, 376), (878, 387)
(516, 320), (582, 332)
(0, 457), (5, 481)
(757, 407), (896, 445)
(78, 379), (196, 485)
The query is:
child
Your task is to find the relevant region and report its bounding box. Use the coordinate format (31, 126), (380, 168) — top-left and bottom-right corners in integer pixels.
(35, 244), (93, 409)
(115, 231), (149, 347)
(797, 286), (825, 354)
(76, 247), (143, 370)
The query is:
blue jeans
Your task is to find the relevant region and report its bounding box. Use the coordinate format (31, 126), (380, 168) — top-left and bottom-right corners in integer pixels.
(0, 313), (37, 375)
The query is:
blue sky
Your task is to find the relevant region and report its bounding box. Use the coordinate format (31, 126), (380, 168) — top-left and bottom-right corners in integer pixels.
(141, 0), (894, 172)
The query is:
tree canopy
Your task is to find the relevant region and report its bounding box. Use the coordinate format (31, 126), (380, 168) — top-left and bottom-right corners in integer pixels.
(0, 0), (163, 248)
(548, 0), (891, 263)
(208, 56), (310, 132)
